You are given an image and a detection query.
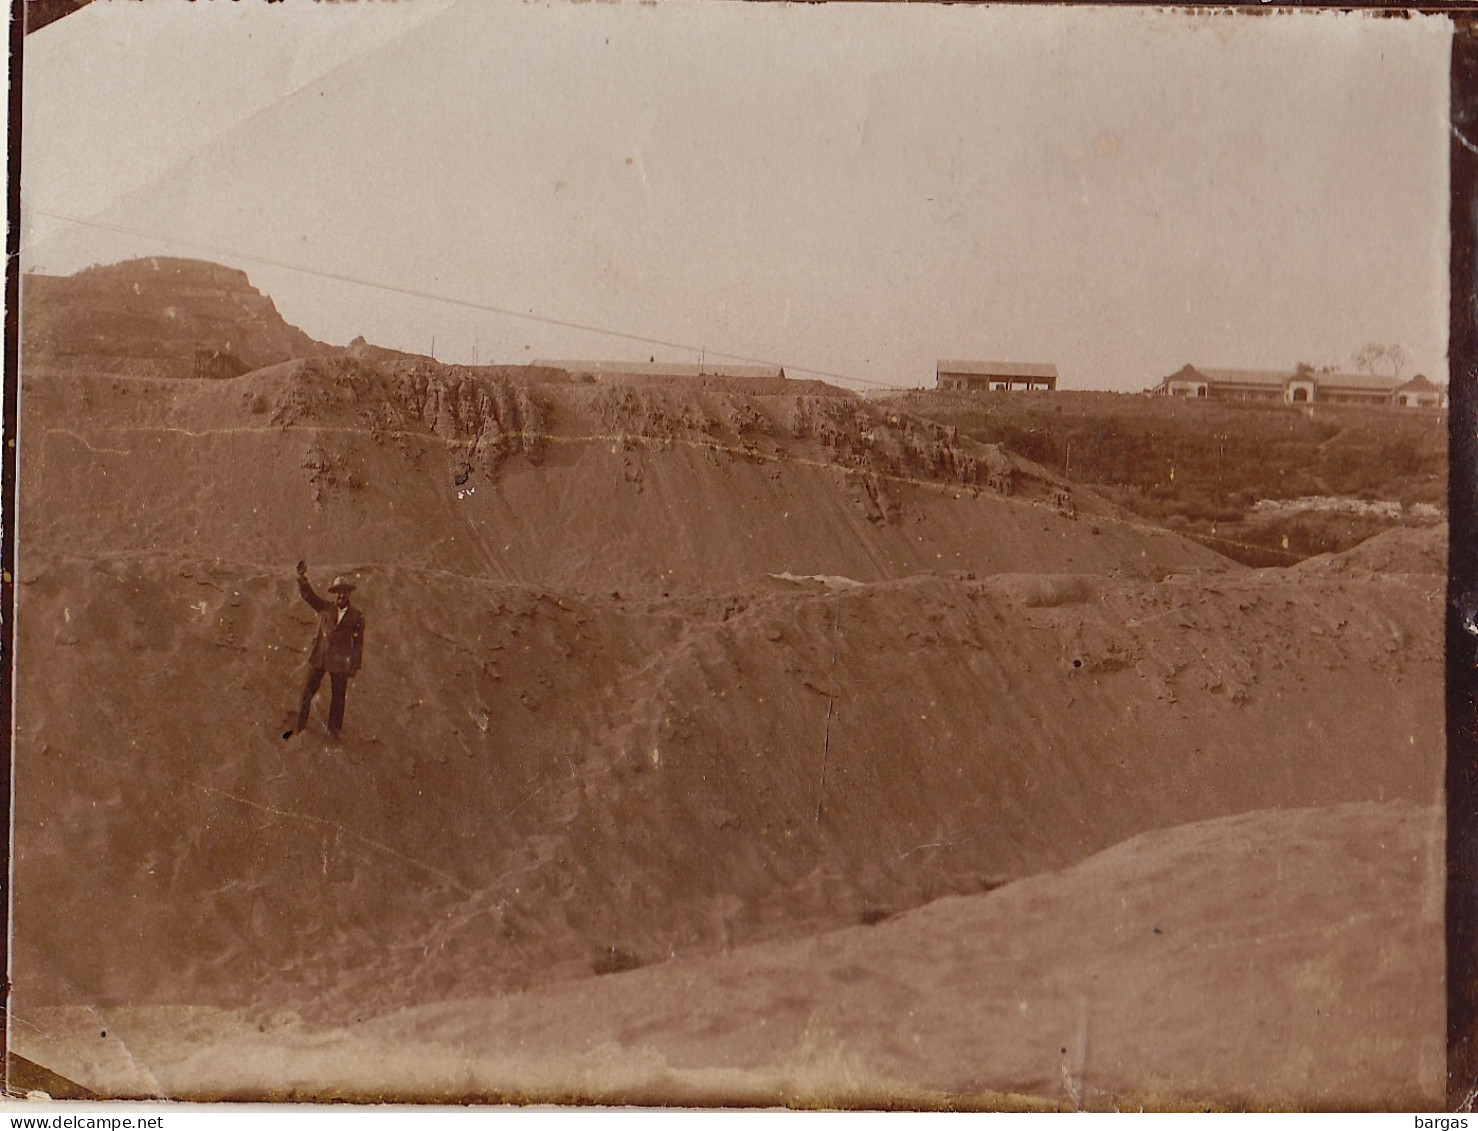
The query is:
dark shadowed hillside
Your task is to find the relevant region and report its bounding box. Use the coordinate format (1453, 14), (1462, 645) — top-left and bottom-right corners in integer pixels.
(882, 388), (1447, 565)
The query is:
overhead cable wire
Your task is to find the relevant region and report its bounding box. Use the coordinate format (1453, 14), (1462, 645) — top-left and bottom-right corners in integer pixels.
(28, 209), (907, 389)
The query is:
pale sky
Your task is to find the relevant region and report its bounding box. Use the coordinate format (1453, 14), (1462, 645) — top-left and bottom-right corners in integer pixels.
(21, 1), (1452, 392)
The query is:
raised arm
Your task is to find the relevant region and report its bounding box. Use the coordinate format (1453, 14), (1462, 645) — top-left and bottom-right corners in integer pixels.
(296, 560), (329, 611)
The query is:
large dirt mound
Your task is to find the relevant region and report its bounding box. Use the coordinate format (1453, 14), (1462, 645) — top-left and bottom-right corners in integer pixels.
(14, 801), (1442, 1109)
(22, 258), (322, 378)
(1289, 523), (1447, 577)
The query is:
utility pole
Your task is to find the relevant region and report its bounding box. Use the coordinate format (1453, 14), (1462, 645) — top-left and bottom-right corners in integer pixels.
(1216, 434), (1225, 506)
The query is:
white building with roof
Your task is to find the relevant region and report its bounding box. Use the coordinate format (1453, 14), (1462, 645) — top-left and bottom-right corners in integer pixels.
(1392, 373), (1448, 408)
(1154, 364), (1443, 407)
(936, 360), (1058, 392)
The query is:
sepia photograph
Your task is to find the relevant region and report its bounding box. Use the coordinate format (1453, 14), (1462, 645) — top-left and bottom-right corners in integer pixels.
(6, 0), (1455, 1110)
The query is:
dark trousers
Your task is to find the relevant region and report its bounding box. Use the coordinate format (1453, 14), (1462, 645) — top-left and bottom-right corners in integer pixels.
(298, 666), (350, 736)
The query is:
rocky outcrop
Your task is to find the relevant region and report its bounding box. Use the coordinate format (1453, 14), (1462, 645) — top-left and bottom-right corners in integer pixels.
(398, 363), (548, 472)
(593, 386), (723, 447)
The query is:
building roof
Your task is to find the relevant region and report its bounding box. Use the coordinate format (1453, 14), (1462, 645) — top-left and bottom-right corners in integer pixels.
(534, 360), (785, 380)
(936, 359), (1058, 380)
(1394, 373), (1444, 393)
(1187, 367), (1294, 387)
(1165, 365), (1406, 394)
(1313, 370), (1402, 393)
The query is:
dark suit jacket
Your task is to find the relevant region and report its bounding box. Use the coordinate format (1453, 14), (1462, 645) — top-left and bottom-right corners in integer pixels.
(299, 576), (365, 675)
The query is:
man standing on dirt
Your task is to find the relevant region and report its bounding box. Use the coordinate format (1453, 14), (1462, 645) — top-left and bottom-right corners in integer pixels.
(293, 560), (365, 740)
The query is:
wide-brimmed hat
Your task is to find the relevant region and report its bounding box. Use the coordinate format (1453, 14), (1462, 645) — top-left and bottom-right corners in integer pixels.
(328, 576), (356, 593)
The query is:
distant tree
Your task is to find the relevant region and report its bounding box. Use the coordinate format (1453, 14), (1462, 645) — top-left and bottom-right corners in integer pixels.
(1353, 342), (1409, 381)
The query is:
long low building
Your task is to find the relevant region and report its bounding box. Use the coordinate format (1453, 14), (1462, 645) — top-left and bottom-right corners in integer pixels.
(936, 359), (1058, 392)
(1155, 364), (1446, 408)
(534, 359), (785, 381)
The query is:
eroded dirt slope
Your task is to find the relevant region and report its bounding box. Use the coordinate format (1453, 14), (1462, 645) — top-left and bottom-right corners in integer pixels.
(14, 801), (1443, 1109)
(12, 265), (1446, 1107)
(13, 532), (1443, 1020)
(18, 357), (1226, 594)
